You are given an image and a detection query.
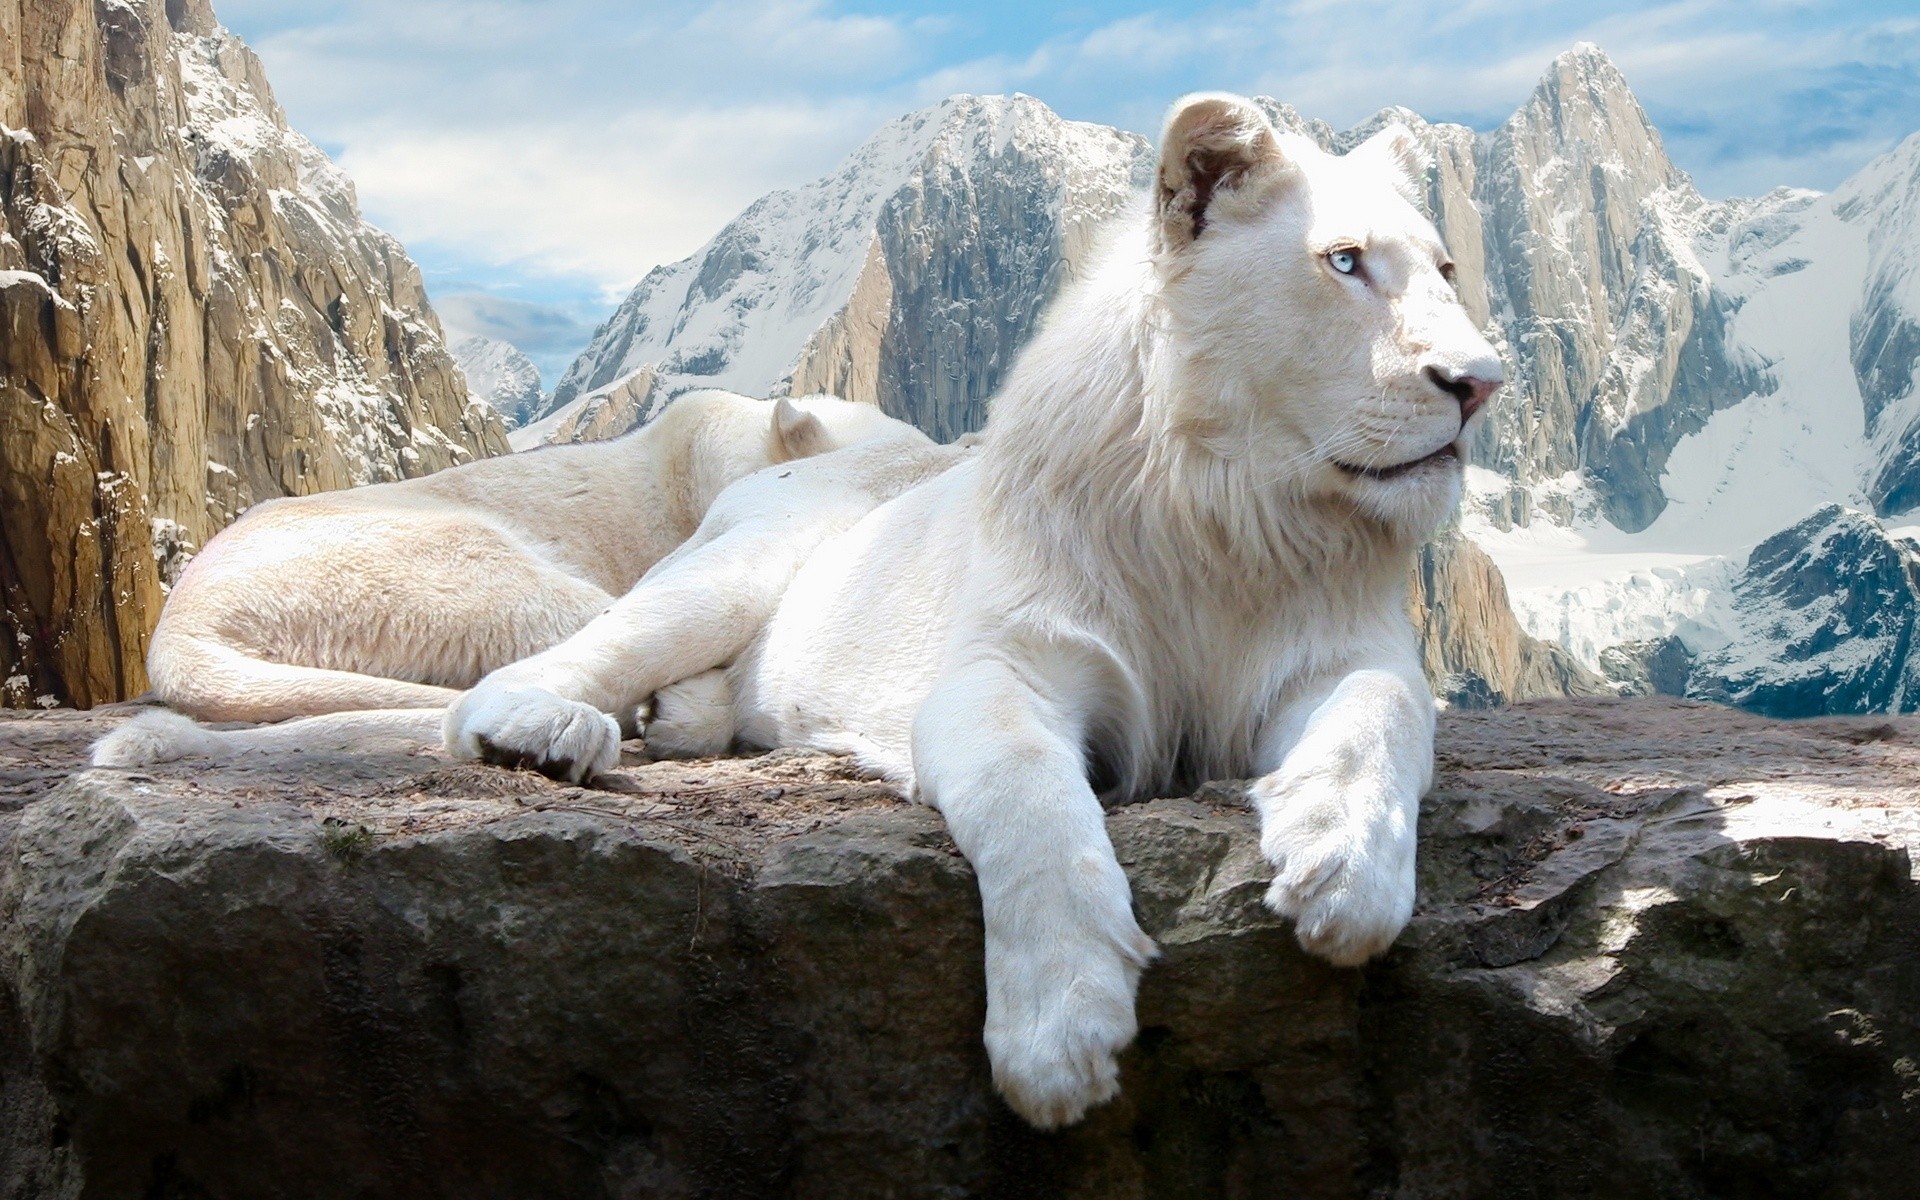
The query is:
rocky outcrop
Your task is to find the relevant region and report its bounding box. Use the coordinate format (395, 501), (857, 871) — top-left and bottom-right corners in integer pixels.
(451, 336), (544, 428)
(0, 0), (509, 709)
(0, 700), (1915, 1198)
(1408, 531), (1606, 707)
(511, 363), (660, 450)
(1688, 504), (1920, 716)
(1599, 634), (1695, 697)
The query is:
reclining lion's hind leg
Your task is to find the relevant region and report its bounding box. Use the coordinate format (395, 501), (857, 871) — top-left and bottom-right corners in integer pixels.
(149, 511), (619, 725)
(445, 510), (844, 779)
(643, 669), (736, 758)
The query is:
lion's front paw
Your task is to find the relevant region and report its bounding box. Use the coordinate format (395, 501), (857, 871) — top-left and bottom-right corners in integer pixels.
(1254, 771), (1416, 967)
(444, 686), (620, 784)
(982, 900), (1156, 1129)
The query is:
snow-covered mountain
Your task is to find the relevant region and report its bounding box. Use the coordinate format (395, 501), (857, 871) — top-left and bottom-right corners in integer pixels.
(452, 336), (544, 428)
(522, 95), (1152, 448)
(1685, 506), (1920, 717)
(539, 46), (1920, 716)
(1846, 133), (1920, 516)
(1467, 94), (1920, 716)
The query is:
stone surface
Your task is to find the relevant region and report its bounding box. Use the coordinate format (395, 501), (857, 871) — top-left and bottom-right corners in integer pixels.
(1, 698), (1916, 1199)
(0, 0), (509, 708)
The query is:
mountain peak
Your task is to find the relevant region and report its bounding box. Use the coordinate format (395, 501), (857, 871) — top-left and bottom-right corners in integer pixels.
(1502, 41), (1686, 196)
(1529, 42), (1641, 117)
(1555, 42), (1621, 76)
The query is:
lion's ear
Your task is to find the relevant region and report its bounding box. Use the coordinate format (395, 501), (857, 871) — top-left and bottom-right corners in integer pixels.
(772, 396), (829, 461)
(1353, 123), (1432, 208)
(1156, 93), (1286, 250)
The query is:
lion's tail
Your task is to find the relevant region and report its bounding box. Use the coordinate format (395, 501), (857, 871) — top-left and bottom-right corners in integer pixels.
(90, 708), (448, 768)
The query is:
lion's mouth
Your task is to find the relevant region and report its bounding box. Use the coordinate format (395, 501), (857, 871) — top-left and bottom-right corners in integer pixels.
(1332, 443), (1459, 481)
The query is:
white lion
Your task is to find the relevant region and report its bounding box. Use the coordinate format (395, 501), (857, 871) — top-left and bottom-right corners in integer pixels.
(442, 94), (1503, 1128)
(91, 391), (919, 765)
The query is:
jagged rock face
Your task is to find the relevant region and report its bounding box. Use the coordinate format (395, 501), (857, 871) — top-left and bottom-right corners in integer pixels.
(853, 113), (1151, 440)
(1407, 530), (1604, 707)
(450, 336), (543, 428)
(1839, 133), (1920, 516)
(537, 96), (1153, 441)
(1599, 635), (1695, 697)
(3, 700), (1918, 1197)
(1687, 505), (1920, 717)
(1407, 49), (1765, 532)
(0, 0), (509, 709)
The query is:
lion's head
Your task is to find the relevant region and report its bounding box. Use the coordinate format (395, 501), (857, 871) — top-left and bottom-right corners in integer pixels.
(1150, 93), (1502, 536)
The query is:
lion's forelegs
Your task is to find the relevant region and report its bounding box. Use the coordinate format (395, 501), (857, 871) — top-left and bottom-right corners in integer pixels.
(442, 525), (808, 781)
(910, 655), (1156, 1131)
(1250, 663), (1435, 966)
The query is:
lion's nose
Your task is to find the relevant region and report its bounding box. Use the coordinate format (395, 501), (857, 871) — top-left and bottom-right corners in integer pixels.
(1423, 363), (1501, 424)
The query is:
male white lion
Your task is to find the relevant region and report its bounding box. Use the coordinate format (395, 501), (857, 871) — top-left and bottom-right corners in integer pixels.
(441, 93), (1502, 1129)
(118, 390), (912, 727)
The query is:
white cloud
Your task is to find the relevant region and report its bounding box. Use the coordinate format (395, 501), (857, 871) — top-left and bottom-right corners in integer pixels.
(332, 100), (885, 297)
(231, 0), (927, 294)
(217, 0), (1920, 372)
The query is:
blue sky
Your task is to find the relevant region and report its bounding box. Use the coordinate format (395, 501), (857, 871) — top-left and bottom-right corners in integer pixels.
(214, 0), (1920, 384)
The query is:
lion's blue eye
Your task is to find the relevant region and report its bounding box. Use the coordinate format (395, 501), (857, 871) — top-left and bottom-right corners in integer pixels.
(1328, 248), (1360, 275)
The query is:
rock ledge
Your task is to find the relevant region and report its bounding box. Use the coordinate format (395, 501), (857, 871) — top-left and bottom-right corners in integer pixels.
(0, 699), (1916, 1199)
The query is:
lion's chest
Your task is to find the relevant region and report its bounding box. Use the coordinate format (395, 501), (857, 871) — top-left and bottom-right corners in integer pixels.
(1086, 586), (1379, 796)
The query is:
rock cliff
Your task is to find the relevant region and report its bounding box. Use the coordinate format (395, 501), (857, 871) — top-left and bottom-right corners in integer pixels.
(1840, 132), (1920, 516)
(1408, 531), (1603, 708)
(0, 0), (509, 710)
(1, 700), (1915, 1198)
